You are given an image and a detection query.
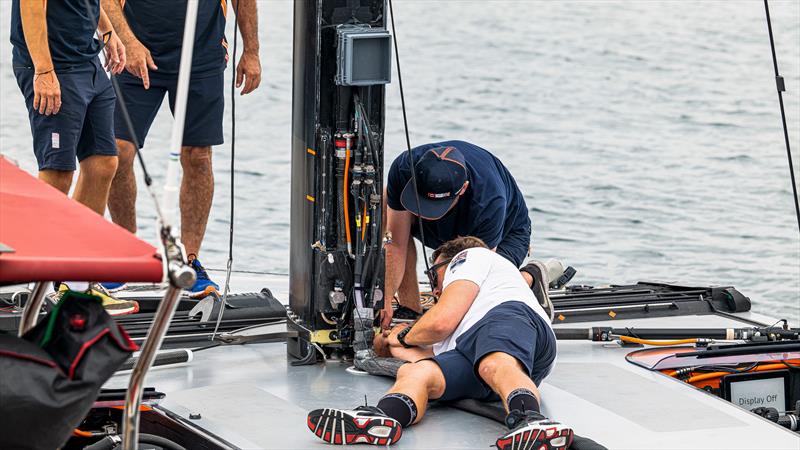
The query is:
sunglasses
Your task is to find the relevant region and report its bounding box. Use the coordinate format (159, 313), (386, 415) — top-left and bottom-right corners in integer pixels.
(424, 258), (452, 289)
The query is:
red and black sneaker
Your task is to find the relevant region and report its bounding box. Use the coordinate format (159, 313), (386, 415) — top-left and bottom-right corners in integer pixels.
(307, 406), (402, 445)
(496, 410), (573, 450)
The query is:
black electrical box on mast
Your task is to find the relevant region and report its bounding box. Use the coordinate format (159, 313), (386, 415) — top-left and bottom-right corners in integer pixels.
(288, 0), (390, 364)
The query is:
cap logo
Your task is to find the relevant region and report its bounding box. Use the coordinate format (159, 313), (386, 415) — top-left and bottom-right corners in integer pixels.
(428, 192), (451, 199)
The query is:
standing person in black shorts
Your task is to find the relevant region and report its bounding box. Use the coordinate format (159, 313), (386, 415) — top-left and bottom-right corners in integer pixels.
(382, 141), (553, 328)
(306, 237), (572, 449)
(101, 0), (262, 296)
(11, 0), (141, 315)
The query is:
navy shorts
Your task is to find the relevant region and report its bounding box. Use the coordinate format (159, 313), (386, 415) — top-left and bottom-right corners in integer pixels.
(495, 223), (531, 268)
(114, 70), (224, 148)
(431, 301), (556, 403)
(14, 58), (117, 171)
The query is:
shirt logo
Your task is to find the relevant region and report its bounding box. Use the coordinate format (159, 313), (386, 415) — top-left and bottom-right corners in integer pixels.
(449, 250), (468, 273)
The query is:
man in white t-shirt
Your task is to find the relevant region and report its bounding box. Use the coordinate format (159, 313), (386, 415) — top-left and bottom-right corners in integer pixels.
(306, 237), (572, 450)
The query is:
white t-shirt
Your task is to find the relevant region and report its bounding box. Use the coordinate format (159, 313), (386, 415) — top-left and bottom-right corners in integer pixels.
(432, 247), (554, 355)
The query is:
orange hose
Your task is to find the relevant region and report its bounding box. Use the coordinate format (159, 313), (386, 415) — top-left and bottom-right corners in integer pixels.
(687, 363), (793, 384)
(362, 204), (368, 240)
(619, 336), (698, 346)
(73, 429), (93, 438)
(343, 149), (351, 248)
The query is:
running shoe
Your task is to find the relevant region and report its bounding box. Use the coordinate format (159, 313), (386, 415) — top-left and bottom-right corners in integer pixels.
(497, 410), (573, 450)
(100, 282), (128, 293)
(520, 260), (555, 321)
(188, 258), (219, 298)
(307, 406), (402, 445)
(51, 283), (139, 316)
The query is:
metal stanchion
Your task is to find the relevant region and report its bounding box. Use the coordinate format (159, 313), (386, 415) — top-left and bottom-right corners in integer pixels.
(18, 281), (48, 336)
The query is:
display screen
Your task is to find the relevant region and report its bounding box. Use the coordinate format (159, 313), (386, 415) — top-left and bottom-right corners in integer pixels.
(728, 376), (787, 410)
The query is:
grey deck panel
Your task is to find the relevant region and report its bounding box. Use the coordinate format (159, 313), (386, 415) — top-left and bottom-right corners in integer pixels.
(104, 272), (800, 449)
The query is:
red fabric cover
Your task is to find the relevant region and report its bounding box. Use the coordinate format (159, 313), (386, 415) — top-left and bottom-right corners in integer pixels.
(0, 156), (163, 283)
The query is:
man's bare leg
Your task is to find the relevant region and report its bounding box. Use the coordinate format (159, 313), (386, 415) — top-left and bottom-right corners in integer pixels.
(521, 271), (534, 287)
(478, 352), (541, 411)
(179, 146), (213, 258)
(73, 154), (118, 215)
(38, 169), (73, 195)
(383, 360), (445, 424)
(396, 239), (422, 313)
(107, 139), (138, 233)
(478, 352), (573, 450)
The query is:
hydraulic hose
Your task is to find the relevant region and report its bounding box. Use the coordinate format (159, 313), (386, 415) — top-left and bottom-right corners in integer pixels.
(687, 362), (798, 384)
(344, 146), (352, 255)
(618, 336), (700, 346)
(81, 433), (184, 450)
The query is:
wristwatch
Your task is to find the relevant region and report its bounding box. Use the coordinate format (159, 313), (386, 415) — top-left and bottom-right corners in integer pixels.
(396, 326), (415, 348)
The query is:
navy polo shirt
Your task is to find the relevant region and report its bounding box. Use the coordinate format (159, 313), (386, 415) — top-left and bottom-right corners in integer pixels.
(122, 0), (227, 76)
(387, 140), (531, 250)
(10, 0), (102, 69)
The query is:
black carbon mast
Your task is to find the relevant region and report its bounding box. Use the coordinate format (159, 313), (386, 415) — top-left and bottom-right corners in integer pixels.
(288, 0), (391, 363)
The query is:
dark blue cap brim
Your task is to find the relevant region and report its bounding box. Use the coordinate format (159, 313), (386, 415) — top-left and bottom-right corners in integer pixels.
(400, 180), (456, 220)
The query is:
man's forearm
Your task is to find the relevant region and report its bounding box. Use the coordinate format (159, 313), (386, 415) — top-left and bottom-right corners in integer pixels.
(101, 0), (136, 44)
(98, 7), (112, 33)
(232, 0), (259, 54)
(384, 242), (406, 305)
(404, 311), (452, 346)
(20, 0), (53, 73)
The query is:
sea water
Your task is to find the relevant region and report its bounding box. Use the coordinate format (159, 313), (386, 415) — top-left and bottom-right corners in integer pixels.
(1, 1), (798, 322)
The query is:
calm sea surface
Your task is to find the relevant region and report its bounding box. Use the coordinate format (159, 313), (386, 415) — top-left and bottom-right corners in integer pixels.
(1, 1), (798, 322)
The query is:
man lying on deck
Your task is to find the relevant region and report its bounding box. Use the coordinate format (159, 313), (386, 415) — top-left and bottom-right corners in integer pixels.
(306, 237), (573, 449)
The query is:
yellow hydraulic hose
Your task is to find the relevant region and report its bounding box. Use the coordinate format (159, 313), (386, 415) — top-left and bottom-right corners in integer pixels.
(618, 335), (699, 346)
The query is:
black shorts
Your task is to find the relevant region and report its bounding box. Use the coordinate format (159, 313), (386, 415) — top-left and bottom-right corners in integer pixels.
(14, 58), (117, 171)
(113, 70), (224, 148)
(431, 301), (556, 403)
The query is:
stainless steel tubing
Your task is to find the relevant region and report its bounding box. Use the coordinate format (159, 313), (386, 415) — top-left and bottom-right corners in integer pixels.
(121, 285), (183, 449)
(18, 281), (48, 336)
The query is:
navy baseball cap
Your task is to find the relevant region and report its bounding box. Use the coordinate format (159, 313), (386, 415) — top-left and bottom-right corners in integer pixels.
(400, 147), (468, 220)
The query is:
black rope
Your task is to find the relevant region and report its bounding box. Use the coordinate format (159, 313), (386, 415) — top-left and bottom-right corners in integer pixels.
(763, 0), (800, 237)
(228, 0), (238, 265)
(388, 0), (431, 273)
(212, 0), (241, 340)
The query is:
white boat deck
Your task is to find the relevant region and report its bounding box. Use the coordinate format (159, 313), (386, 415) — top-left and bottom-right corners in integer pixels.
(105, 272), (800, 449)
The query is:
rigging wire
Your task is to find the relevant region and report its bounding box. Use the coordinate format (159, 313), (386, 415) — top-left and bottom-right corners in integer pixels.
(763, 0), (800, 236)
(212, 0), (241, 340)
(388, 0), (432, 274)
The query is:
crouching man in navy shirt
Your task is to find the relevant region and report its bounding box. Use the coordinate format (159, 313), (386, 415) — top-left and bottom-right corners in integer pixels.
(381, 141), (553, 328)
(306, 237), (572, 449)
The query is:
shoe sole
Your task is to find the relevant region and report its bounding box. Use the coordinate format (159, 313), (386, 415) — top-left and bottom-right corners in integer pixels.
(307, 408), (402, 445)
(104, 302), (139, 317)
(526, 261), (554, 321)
(496, 423), (573, 450)
(188, 285), (219, 299)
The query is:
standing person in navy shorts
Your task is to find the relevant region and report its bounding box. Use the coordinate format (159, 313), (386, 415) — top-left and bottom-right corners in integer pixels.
(11, 0), (142, 315)
(101, 0), (262, 297)
(306, 237), (572, 450)
(381, 141), (553, 328)
(11, 0), (125, 213)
